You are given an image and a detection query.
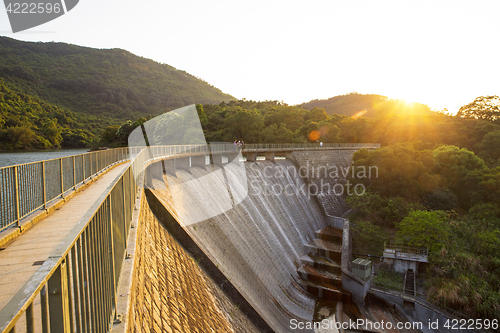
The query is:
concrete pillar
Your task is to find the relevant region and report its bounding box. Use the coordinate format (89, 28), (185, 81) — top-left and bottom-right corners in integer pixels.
(176, 157), (190, 171)
(191, 155), (206, 169)
(246, 152), (257, 162)
(163, 159), (176, 175)
(211, 154), (223, 167)
(146, 162), (164, 188)
(265, 152), (275, 162)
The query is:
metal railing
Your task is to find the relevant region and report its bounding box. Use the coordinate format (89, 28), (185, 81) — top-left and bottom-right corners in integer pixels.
(383, 241), (428, 260)
(242, 143), (381, 150)
(0, 148), (137, 232)
(0, 147), (149, 333)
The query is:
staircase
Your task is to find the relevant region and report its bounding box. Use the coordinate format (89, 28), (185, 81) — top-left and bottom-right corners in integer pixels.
(297, 226), (352, 303)
(404, 269), (416, 297)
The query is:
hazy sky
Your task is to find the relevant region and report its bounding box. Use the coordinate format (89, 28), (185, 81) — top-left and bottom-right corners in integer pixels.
(1, 0), (499, 113)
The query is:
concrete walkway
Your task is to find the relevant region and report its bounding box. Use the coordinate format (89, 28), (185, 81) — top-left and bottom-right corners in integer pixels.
(0, 162), (130, 313)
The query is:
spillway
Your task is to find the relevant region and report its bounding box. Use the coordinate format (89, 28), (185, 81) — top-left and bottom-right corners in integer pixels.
(151, 159), (330, 333)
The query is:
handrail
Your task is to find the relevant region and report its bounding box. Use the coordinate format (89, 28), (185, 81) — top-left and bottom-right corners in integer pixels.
(0, 147), (147, 333)
(384, 241), (428, 259)
(242, 143), (380, 150)
(0, 148), (140, 232)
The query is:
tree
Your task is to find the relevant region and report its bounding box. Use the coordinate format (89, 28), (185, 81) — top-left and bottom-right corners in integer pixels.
(41, 118), (63, 147)
(457, 96), (500, 123)
(476, 130), (500, 166)
(195, 104), (208, 127)
(305, 107), (328, 123)
(223, 109), (264, 142)
(397, 210), (449, 252)
(433, 145), (486, 188)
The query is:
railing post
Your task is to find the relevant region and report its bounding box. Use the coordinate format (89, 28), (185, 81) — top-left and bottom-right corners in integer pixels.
(122, 177), (127, 245)
(48, 259), (71, 332)
(82, 154), (85, 182)
(107, 196), (119, 321)
(60, 158), (64, 198)
(73, 156), (76, 189)
(41, 285), (49, 333)
(26, 302), (34, 333)
(14, 166), (20, 226)
(42, 162), (46, 210)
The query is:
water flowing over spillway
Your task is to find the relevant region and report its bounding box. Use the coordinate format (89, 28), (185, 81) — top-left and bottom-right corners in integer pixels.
(152, 160), (330, 333)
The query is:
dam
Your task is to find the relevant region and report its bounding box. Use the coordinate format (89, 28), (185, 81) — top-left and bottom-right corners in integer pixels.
(2, 142), (459, 333)
(128, 147), (395, 333)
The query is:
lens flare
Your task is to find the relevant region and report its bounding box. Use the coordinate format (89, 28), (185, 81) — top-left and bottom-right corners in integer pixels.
(351, 110), (367, 119)
(308, 130), (321, 141)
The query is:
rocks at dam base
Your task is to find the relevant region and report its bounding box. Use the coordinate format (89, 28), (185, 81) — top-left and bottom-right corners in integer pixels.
(127, 195), (260, 333)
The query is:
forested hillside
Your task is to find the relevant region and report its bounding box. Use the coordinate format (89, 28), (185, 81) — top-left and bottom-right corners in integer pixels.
(0, 78), (92, 149)
(0, 36), (234, 149)
(301, 93), (433, 118)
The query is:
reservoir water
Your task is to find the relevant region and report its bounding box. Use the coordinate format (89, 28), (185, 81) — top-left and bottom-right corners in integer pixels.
(0, 149), (89, 168)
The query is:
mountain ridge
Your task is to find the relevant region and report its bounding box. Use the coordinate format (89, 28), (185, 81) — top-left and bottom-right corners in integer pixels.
(0, 36), (235, 148)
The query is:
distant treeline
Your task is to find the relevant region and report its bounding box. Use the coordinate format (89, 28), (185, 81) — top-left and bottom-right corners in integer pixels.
(97, 98), (500, 164)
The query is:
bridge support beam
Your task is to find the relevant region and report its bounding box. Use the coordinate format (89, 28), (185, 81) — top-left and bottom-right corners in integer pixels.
(265, 152), (275, 162)
(163, 159), (176, 176)
(246, 152), (257, 162)
(176, 157), (190, 171)
(211, 154), (223, 167)
(191, 155), (206, 169)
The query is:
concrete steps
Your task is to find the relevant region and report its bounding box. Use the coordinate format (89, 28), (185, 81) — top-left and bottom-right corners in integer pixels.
(404, 269), (415, 297)
(299, 253), (342, 276)
(305, 238), (342, 263)
(297, 226), (351, 303)
(298, 264), (342, 287)
(297, 277), (351, 303)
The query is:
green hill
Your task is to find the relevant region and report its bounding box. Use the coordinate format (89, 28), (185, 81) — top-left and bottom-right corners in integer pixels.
(0, 36), (235, 148)
(300, 93), (433, 118)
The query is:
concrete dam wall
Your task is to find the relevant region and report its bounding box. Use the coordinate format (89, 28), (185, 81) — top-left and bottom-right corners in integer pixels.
(149, 158), (338, 333)
(292, 150), (356, 217)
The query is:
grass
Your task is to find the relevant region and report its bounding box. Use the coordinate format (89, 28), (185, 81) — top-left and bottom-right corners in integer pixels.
(373, 268), (405, 291)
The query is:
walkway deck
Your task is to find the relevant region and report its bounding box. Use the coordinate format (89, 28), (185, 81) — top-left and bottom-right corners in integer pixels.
(0, 162), (130, 313)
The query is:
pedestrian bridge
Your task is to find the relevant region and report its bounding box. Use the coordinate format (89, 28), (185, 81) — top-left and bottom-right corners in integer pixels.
(0, 143), (379, 333)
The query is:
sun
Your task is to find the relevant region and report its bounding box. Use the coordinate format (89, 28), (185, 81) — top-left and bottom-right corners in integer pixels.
(401, 99), (415, 107)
